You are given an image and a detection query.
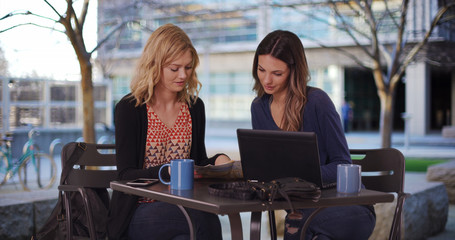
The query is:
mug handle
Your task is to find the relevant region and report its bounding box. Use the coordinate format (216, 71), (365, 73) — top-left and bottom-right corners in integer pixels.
(158, 164), (171, 185)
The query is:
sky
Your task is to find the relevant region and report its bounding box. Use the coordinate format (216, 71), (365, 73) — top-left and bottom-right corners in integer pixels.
(0, 0), (97, 81)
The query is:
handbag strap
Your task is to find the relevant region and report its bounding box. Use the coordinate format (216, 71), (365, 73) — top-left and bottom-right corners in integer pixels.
(57, 142), (87, 218)
(60, 142), (87, 185)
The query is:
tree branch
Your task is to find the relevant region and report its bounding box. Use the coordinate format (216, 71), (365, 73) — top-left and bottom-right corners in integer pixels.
(1, 10), (59, 24)
(300, 32), (373, 70)
(43, 0), (64, 19)
(0, 22), (65, 34)
(66, 1), (81, 32)
(387, 0), (409, 81)
(383, 0), (400, 28)
(329, 1), (375, 59)
(393, 3), (455, 87)
(79, 0), (90, 28)
(91, 21), (127, 54)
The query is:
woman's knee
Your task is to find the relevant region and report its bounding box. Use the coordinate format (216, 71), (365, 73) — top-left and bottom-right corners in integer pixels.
(284, 206), (375, 240)
(188, 210), (222, 239)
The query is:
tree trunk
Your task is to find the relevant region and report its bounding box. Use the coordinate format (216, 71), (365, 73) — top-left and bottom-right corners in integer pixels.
(80, 60), (96, 143)
(379, 88), (395, 148)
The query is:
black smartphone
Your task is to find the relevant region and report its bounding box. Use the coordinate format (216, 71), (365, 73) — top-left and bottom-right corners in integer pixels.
(127, 178), (159, 186)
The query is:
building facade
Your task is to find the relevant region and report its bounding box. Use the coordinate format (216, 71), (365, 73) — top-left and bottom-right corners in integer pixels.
(0, 77), (113, 132)
(96, 0), (455, 137)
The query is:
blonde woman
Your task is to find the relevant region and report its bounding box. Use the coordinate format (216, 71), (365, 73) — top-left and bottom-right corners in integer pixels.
(251, 30), (375, 240)
(108, 23), (230, 240)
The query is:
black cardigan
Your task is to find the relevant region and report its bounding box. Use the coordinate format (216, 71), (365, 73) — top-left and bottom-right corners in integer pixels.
(107, 94), (221, 239)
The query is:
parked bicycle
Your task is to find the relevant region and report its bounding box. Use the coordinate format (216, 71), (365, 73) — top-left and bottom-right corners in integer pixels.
(0, 129), (57, 191)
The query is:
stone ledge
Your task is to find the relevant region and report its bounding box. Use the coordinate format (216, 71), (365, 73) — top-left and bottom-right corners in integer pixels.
(351, 173), (448, 240)
(403, 173), (448, 240)
(427, 160), (455, 203)
(0, 189), (58, 240)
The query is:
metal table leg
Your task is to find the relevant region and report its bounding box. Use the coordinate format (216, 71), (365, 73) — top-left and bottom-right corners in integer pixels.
(177, 205), (196, 240)
(250, 211), (262, 240)
(268, 210), (277, 240)
(228, 213), (244, 240)
(299, 207), (326, 240)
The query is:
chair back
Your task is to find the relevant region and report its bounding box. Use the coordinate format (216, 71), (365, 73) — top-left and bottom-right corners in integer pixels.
(61, 143), (117, 188)
(58, 142), (116, 240)
(350, 148), (407, 240)
(350, 148), (405, 194)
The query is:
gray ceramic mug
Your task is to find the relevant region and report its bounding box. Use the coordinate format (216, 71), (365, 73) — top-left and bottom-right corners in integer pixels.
(337, 164), (362, 194)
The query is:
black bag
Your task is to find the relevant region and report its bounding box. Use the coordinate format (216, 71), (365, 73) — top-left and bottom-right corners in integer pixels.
(208, 177), (321, 213)
(33, 142), (110, 240)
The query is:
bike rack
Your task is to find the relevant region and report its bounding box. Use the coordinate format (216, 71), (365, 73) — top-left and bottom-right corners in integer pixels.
(49, 138), (62, 158)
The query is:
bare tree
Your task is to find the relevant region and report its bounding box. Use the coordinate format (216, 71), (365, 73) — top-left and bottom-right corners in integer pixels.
(331, 0), (454, 147)
(0, 0), (134, 143)
(277, 0), (455, 147)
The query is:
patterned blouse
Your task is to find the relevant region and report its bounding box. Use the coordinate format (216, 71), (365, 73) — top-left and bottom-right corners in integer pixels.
(139, 103), (192, 203)
(144, 103), (192, 168)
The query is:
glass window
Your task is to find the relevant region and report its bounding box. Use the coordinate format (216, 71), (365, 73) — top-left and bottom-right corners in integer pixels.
(154, 3), (258, 45)
(206, 72), (254, 121)
(102, 8), (143, 51)
(51, 85), (76, 101)
(9, 81), (43, 101)
(51, 107), (76, 125)
(2, 78), (111, 130)
(113, 76), (130, 100)
(0, 107), (3, 130)
(9, 106), (43, 127)
(0, 78), (3, 100)
(94, 85), (107, 101)
(95, 107), (107, 124)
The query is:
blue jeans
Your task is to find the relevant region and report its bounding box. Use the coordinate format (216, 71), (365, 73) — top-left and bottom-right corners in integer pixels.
(128, 202), (222, 240)
(284, 205), (375, 240)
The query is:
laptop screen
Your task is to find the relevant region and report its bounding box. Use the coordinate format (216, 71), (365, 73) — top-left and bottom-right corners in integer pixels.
(237, 129), (324, 188)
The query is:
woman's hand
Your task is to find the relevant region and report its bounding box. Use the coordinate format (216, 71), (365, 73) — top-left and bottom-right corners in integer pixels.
(215, 154), (231, 165)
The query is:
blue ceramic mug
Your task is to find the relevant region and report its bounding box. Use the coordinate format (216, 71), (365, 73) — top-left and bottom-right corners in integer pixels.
(159, 159), (194, 190)
(337, 164), (362, 194)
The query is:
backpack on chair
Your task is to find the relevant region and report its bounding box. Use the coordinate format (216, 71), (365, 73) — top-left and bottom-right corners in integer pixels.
(32, 142), (110, 240)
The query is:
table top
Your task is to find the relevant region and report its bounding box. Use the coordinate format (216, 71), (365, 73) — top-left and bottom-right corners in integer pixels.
(111, 179), (394, 215)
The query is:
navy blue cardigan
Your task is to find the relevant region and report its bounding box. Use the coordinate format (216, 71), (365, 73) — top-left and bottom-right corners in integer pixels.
(251, 87), (351, 185)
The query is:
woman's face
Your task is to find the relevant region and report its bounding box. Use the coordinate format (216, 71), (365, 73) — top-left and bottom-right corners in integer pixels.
(157, 49), (193, 94)
(257, 54), (290, 98)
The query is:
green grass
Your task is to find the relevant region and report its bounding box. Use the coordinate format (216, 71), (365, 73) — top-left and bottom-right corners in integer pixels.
(352, 156), (450, 172)
(405, 158), (449, 172)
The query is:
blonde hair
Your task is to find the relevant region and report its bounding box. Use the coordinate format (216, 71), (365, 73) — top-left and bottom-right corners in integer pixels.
(130, 23), (201, 106)
(252, 30), (310, 131)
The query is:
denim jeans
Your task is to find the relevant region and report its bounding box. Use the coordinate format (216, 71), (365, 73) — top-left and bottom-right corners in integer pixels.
(128, 202), (222, 240)
(284, 205), (375, 240)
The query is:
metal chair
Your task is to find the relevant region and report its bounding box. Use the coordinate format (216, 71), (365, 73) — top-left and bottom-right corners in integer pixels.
(269, 148), (408, 240)
(351, 148), (409, 240)
(58, 142), (117, 240)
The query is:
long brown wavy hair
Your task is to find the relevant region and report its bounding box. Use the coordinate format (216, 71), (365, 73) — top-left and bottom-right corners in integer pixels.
(252, 30), (311, 131)
(130, 23), (201, 106)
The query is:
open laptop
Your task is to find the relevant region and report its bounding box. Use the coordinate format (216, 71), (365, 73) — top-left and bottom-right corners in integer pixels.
(237, 128), (335, 189)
